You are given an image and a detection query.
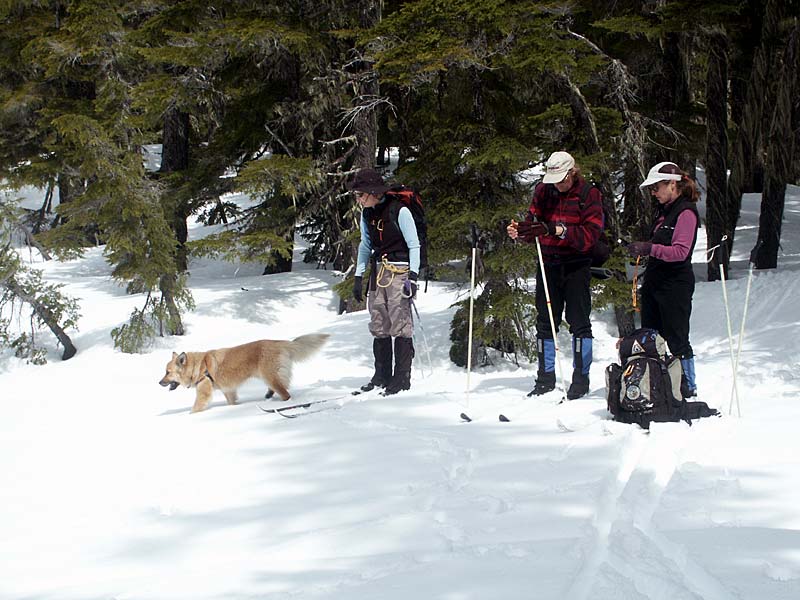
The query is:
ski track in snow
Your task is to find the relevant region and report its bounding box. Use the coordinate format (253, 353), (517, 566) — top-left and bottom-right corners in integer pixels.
(564, 426), (736, 600)
(334, 409), (480, 550)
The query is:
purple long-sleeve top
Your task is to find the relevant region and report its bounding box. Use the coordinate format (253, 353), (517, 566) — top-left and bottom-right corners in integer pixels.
(650, 208), (698, 262)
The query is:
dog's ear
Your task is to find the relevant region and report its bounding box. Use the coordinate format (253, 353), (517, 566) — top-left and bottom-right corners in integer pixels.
(171, 352), (178, 359)
(178, 352), (187, 367)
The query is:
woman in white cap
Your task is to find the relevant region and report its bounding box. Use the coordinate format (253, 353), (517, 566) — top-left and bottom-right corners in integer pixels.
(628, 162), (701, 397)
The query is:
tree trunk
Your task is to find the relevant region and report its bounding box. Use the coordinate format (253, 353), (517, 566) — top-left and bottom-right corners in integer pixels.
(343, 0), (382, 314)
(52, 172), (71, 228)
(554, 71), (633, 335)
(4, 276), (76, 360)
(661, 32), (694, 168)
(33, 180), (55, 235)
(262, 223), (295, 275)
(704, 29), (730, 280)
(158, 273), (185, 336)
(158, 106), (190, 334)
(754, 19), (799, 269)
(721, 0), (783, 278)
(261, 52), (307, 276)
(160, 108), (190, 172)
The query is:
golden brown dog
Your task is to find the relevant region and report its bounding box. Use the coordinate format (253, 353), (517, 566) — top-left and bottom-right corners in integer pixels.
(159, 333), (329, 412)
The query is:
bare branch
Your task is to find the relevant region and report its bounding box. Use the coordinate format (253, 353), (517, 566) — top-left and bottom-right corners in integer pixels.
(338, 95), (396, 134)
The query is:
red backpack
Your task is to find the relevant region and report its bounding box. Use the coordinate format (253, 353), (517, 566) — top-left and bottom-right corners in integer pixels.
(385, 184), (429, 274)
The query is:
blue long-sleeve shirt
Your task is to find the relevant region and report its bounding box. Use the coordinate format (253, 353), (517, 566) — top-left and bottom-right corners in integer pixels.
(356, 202), (420, 276)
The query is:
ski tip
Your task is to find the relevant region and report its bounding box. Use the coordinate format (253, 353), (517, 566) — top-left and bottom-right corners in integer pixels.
(498, 414), (510, 422)
(460, 412), (472, 422)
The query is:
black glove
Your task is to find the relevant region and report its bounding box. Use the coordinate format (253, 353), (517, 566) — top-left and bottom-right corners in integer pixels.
(403, 271), (418, 299)
(353, 276), (363, 302)
(627, 241), (653, 258)
(516, 220), (550, 242)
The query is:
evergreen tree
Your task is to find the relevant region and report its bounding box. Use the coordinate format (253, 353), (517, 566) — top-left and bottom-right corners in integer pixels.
(367, 0), (632, 362)
(0, 0), (186, 354)
(754, 14), (799, 269)
(0, 194), (78, 362)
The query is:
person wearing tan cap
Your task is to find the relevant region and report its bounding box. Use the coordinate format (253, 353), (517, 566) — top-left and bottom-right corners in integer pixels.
(507, 151), (604, 400)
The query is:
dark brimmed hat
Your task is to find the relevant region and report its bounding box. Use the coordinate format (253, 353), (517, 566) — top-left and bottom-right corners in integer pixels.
(346, 168), (389, 196)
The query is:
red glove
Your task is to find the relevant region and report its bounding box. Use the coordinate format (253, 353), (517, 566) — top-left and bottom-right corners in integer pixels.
(516, 220), (550, 242)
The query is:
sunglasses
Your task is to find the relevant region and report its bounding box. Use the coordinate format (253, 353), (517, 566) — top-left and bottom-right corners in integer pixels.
(646, 180), (671, 193)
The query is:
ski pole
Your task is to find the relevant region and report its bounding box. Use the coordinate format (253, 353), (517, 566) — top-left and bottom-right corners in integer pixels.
(729, 240), (761, 417)
(466, 224), (479, 405)
(534, 235), (569, 403)
(716, 236), (741, 416)
(410, 298), (434, 377)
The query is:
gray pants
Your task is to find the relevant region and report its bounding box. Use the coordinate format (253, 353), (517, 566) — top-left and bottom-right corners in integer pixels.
(368, 269), (414, 338)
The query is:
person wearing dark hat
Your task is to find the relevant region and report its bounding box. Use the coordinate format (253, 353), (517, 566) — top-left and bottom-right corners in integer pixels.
(507, 151), (604, 400)
(347, 168), (421, 396)
(627, 162), (701, 397)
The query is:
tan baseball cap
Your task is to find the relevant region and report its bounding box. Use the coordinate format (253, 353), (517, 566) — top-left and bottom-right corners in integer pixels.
(542, 151), (575, 184)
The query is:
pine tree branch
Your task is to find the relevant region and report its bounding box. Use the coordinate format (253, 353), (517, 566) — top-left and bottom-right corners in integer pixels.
(1, 275), (76, 360)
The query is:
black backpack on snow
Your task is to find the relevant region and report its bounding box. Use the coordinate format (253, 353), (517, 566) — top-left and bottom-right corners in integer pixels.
(605, 328), (718, 429)
(385, 184), (429, 276)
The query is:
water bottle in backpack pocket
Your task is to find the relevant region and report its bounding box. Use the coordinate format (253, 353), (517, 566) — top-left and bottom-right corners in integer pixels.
(619, 356), (683, 413)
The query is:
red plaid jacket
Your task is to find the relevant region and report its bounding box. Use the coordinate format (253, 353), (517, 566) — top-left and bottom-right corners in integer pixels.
(526, 176), (603, 263)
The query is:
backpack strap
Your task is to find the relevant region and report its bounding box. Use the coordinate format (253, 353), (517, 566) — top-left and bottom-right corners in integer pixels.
(543, 179), (593, 212)
(385, 188), (427, 284)
(385, 192), (410, 233)
(577, 182), (593, 211)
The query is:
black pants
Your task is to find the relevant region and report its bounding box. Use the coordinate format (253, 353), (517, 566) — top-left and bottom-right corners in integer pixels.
(535, 260), (592, 339)
(640, 269), (694, 358)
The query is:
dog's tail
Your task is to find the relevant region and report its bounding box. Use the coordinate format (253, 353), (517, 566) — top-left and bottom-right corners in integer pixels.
(287, 333), (330, 363)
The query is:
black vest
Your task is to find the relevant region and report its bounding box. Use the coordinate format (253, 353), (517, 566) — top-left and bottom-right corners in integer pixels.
(364, 198), (409, 263)
(646, 197), (699, 276)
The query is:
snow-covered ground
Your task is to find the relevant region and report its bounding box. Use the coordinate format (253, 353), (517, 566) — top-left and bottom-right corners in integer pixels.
(1, 184), (799, 600)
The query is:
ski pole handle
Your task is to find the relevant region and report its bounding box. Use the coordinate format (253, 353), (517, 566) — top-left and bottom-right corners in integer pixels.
(470, 223), (479, 249)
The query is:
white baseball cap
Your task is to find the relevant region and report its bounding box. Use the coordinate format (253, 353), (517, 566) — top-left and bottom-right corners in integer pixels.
(542, 151), (575, 184)
(639, 162), (683, 188)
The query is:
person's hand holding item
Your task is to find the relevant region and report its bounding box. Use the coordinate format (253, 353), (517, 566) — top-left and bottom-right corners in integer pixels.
(403, 272), (418, 299)
(627, 242), (653, 257)
(516, 220), (550, 242)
